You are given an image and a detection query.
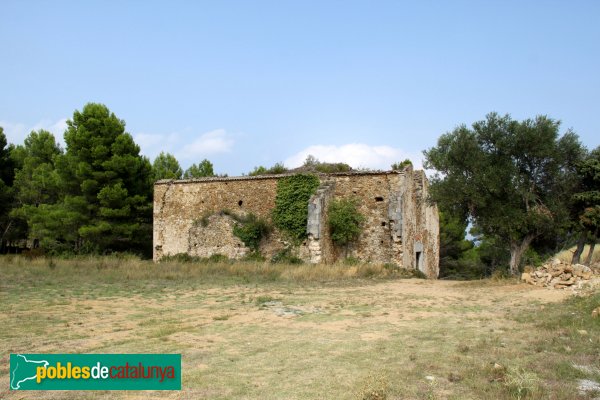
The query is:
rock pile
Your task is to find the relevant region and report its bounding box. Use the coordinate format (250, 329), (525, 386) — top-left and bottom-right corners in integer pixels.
(521, 259), (595, 289)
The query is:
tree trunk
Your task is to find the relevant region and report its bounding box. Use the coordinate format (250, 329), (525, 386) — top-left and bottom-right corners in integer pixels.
(584, 241), (596, 266)
(509, 234), (535, 276)
(571, 232), (587, 265)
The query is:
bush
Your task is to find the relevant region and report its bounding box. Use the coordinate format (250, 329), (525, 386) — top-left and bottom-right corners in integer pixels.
(391, 159), (412, 171)
(328, 197), (365, 247)
(242, 251), (266, 262)
(271, 247), (303, 264)
(522, 247), (544, 268)
(248, 162), (288, 176)
(314, 162), (352, 173)
(232, 213), (271, 251)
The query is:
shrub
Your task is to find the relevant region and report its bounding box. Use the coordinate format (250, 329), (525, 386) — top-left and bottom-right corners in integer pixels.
(242, 251), (266, 262)
(272, 174), (320, 242)
(232, 213), (271, 251)
(271, 247), (303, 264)
(248, 162), (288, 176)
(355, 372), (388, 400)
(314, 162), (352, 173)
(328, 197), (365, 248)
(391, 159), (412, 171)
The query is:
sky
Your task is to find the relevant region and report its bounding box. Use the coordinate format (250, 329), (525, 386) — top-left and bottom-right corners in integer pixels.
(1, 1), (599, 176)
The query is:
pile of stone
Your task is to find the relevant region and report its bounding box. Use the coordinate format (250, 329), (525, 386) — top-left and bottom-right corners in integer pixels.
(521, 258), (595, 289)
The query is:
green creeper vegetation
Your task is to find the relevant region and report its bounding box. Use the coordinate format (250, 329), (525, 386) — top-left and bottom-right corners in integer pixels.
(425, 113), (585, 275)
(183, 158), (215, 178)
(272, 174), (320, 242)
(327, 197), (365, 254)
(152, 151), (182, 180)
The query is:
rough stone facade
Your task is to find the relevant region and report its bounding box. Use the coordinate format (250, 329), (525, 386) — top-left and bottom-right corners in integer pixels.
(153, 166), (440, 278)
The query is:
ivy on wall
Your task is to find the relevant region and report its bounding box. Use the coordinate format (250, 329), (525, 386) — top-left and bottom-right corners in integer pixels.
(272, 174), (320, 242)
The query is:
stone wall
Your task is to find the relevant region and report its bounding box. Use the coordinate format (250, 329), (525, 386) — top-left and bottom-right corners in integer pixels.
(153, 168), (440, 278)
(153, 175), (280, 260)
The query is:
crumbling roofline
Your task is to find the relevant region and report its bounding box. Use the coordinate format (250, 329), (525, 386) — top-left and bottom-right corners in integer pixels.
(154, 169), (411, 186)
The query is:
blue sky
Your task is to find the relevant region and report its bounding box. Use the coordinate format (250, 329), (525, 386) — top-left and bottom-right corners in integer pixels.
(1, 1), (598, 175)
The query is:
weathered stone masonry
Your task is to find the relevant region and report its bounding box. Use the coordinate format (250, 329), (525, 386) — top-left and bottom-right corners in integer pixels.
(153, 166), (440, 278)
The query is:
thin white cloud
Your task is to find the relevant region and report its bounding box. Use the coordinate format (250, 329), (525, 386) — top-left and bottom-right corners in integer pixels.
(285, 143), (423, 171)
(133, 131), (182, 160)
(179, 129), (234, 160)
(0, 118), (68, 147)
(134, 128), (234, 163)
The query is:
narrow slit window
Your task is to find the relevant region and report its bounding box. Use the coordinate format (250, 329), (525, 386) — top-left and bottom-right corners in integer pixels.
(375, 196), (384, 202)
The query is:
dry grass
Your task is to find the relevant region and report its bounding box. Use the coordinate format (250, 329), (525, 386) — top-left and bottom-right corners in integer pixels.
(0, 255), (599, 399)
(555, 244), (600, 264)
(0, 254), (409, 286)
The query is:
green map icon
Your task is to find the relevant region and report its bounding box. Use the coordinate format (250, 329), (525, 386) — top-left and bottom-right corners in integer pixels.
(10, 354), (49, 390)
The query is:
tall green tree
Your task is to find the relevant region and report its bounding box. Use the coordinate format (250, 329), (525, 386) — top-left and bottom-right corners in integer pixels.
(183, 159), (214, 178)
(44, 103), (154, 254)
(12, 130), (63, 206)
(424, 113), (584, 275)
(152, 152), (182, 180)
(437, 210), (479, 278)
(9, 130), (63, 249)
(0, 127), (17, 250)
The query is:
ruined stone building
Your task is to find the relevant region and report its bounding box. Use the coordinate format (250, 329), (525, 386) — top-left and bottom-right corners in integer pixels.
(153, 165), (440, 278)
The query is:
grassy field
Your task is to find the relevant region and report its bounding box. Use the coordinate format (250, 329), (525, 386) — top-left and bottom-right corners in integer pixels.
(0, 256), (599, 399)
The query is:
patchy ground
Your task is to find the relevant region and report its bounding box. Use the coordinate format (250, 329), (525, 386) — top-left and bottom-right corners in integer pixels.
(0, 257), (598, 399)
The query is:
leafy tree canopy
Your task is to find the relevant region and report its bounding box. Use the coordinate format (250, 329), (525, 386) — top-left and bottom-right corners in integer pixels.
(183, 159), (215, 178)
(248, 162), (288, 176)
(12, 130), (63, 206)
(153, 152), (182, 180)
(39, 103), (154, 255)
(424, 112), (585, 274)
